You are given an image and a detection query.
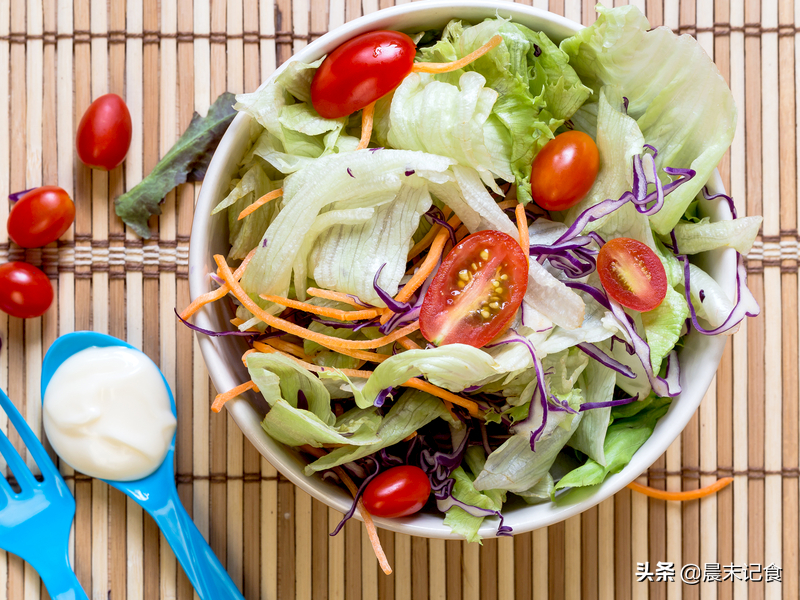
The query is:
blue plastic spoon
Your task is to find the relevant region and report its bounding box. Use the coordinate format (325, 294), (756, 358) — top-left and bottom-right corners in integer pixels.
(42, 331), (245, 600)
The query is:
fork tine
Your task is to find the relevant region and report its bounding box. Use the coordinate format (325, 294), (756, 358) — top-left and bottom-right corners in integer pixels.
(0, 389), (57, 481)
(0, 425), (37, 491)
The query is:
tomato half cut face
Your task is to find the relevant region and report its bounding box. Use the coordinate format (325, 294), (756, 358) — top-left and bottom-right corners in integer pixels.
(596, 237), (667, 312)
(420, 230), (529, 348)
(310, 30), (416, 119)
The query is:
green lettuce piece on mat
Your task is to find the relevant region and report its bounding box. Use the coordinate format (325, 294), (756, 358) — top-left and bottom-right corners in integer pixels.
(115, 92), (237, 238)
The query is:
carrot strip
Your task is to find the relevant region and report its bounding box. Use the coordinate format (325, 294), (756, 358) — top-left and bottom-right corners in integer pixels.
(237, 188), (283, 221)
(179, 248), (257, 321)
(403, 431), (418, 442)
(251, 342), (376, 378)
(212, 380), (259, 413)
(305, 287), (376, 309)
(407, 224), (441, 261)
(627, 477), (734, 501)
(260, 294), (382, 321)
(515, 203), (529, 252)
(241, 348), (257, 365)
(397, 336), (421, 350)
(397, 228), (449, 303)
(215, 254), (420, 349)
(231, 318), (245, 327)
(300, 445), (392, 574)
(260, 337), (315, 361)
(356, 102), (376, 151)
(412, 35), (503, 74)
(252, 337), (389, 365)
(400, 378), (482, 418)
(454, 225), (470, 241)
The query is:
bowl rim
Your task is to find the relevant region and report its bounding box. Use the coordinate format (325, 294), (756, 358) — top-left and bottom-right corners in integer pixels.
(188, 0), (733, 539)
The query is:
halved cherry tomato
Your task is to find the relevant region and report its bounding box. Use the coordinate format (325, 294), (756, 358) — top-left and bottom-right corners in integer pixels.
(7, 186), (75, 248)
(530, 131), (600, 211)
(0, 262), (54, 319)
(420, 230), (529, 348)
(596, 237), (667, 312)
(362, 466), (431, 519)
(76, 93), (133, 170)
(311, 30), (416, 119)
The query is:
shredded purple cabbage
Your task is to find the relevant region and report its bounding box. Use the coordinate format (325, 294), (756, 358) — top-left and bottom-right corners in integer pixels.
(580, 396), (636, 411)
(311, 316), (380, 331)
(702, 185), (738, 218)
(374, 386), (395, 408)
(372, 264), (411, 313)
(175, 308), (261, 337)
(485, 330), (549, 451)
(608, 298), (682, 398)
(8, 188), (34, 203)
(330, 456), (381, 536)
(576, 342), (636, 379)
(530, 235), (599, 279)
(679, 253), (760, 335)
(347, 168), (354, 178)
(424, 206), (457, 246)
(564, 281), (612, 310)
(405, 169), (415, 177)
(555, 147), (695, 245)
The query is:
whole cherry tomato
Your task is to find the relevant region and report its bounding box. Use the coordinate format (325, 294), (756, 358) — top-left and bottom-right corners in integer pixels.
(530, 131), (600, 211)
(0, 262), (54, 319)
(76, 93), (133, 170)
(362, 466), (431, 519)
(596, 237), (667, 312)
(311, 30), (416, 119)
(7, 186), (75, 248)
(420, 230), (529, 348)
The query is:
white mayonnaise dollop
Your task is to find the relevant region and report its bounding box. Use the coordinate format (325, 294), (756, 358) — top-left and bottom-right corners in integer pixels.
(43, 346), (177, 481)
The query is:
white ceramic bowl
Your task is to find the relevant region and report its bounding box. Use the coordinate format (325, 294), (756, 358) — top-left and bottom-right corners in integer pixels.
(189, 0), (735, 539)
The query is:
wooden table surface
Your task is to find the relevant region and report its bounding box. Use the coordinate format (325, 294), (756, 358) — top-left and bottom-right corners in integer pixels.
(0, 0), (796, 598)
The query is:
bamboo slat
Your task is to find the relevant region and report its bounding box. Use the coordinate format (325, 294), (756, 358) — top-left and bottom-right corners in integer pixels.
(1, 0), (797, 598)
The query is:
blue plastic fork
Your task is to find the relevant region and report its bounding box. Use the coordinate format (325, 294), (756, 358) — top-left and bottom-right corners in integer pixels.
(42, 331), (246, 600)
(0, 388), (89, 600)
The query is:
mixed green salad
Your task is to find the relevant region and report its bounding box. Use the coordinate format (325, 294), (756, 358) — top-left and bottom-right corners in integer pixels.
(183, 4), (761, 546)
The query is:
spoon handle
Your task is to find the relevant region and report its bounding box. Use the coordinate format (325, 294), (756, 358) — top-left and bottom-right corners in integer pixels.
(150, 487), (245, 600)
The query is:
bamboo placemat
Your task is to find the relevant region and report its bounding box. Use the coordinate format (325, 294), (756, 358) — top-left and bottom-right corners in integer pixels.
(0, 0), (796, 598)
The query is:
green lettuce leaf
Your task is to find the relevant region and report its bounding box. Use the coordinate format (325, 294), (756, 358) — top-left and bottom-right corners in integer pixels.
(566, 348), (617, 465)
(304, 389), (453, 474)
(642, 286), (689, 374)
(562, 5), (737, 235)
(671, 215), (762, 255)
(239, 149), (455, 303)
(319, 344), (500, 409)
(115, 92), (237, 238)
(308, 180), (433, 306)
(554, 396), (671, 491)
(443, 459), (506, 543)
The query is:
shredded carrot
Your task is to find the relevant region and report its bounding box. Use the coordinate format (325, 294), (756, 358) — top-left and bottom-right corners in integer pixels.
(231, 318), (245, 327)
(441, 400), (459, 421)
(402, 431), (418, 442)
(627, 477), (734, 501)
(241, 348), (257, 365)
(179, 248), (258, 321)
(407, 224), (441, 261)
(260, 337), (315, 361)
(401, 378), (482, 418)
(412, 35), (503, 74)
(250, 342), (376, 378)
(404, 219), (459, 299)
(515, 203), (529, 252)
(397, 336), (421, 351)
(356, 102), (375, 151)
(212, 380), (259, 413)
(301, 445), (392, 574)
(252, 337), (389, 365)
(305, 287), (376, 309)
(237, 188), (283, 221)
(216, 254), (420, 349)
(260, 294), (382, 321)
